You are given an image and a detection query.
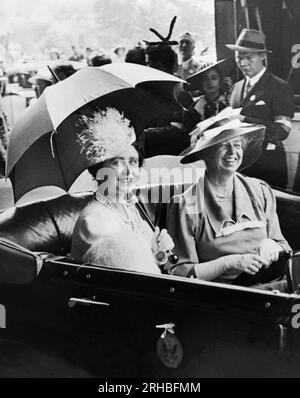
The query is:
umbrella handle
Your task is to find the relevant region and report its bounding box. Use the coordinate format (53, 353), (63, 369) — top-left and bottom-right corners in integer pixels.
(135, 201), (178, 265)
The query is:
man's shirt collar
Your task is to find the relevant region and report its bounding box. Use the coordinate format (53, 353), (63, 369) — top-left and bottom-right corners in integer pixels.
(246, 66), (267, 87)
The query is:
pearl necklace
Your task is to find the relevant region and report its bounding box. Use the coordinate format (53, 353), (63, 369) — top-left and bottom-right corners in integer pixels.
(94, 191), (131, 225)
(211, 186), (233, 202)
(215, 189), (233, 199)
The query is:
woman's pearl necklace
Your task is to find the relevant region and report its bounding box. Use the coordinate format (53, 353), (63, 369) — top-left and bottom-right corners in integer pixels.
(211, 185), (233, 202)
(215, 188), (233, 200)
(94, 191), (131, 225)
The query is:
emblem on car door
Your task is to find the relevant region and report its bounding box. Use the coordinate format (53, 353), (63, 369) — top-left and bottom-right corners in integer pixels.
(156, 323), (183, 368)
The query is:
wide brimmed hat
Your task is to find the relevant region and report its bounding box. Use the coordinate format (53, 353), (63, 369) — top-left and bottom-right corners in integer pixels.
(226, 29), (271, 53)
(28, 66), (53, 84)
(28, 61), (77, 85)
(186, 57), (235, 92)
(180, 119), (266, 170)
(77, 108), (136, 165)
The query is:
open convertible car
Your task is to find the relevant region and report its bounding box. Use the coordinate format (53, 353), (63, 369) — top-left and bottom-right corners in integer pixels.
(1, 182), (300, 378)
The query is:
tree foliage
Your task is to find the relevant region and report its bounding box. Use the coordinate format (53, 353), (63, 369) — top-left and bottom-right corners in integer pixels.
(3, 0), (215, 56)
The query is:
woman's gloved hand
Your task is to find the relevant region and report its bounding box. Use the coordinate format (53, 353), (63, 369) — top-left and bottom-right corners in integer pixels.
(231, 253), (269, 275)
(151, 226), (175, 255)
(193, 253), (269, 280)
(258, 238), (282, 266)
(220, 253), (269, 275)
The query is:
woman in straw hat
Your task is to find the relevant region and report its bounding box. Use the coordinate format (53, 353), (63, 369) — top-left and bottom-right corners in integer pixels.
(71, 108), (174, 274)
(166, 119), (291, 286)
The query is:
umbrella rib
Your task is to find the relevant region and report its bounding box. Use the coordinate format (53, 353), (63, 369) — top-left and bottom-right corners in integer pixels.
(50, 133), (68, 191)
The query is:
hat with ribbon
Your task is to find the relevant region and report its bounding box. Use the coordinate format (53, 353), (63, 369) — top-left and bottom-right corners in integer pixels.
(180, 118), (265, 170)
(226, 29), (271, 53)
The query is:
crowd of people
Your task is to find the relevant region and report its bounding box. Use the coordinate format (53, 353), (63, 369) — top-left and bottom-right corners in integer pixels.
(1, 25), (298, 292)
(0, 29), (212, 178)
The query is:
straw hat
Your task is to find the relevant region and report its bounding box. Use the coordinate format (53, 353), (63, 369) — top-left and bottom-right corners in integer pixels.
(181, 118), (266, 170)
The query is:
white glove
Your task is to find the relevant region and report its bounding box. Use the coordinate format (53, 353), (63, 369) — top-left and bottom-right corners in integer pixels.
(194, 253), (269, 280)
(258, 239), (282, 267)
(229, 253), (269, 275)
(151, 226), (174, 255)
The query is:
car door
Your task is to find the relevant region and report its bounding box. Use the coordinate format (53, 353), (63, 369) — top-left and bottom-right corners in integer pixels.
(1, 257), (300, 377)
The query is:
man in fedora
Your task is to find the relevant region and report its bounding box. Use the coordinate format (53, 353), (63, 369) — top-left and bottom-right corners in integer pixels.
(226, 28), (294, 189)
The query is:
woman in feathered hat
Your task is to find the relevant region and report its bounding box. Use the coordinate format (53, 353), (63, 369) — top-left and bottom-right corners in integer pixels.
(71, 108), (174, 273)
(166, 119), (291, 288)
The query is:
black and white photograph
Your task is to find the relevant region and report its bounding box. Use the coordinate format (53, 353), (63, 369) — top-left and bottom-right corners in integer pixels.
(0, 0), (300, 383)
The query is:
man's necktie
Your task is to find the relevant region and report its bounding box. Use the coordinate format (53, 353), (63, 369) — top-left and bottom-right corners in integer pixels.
(243, 80), (252, 99)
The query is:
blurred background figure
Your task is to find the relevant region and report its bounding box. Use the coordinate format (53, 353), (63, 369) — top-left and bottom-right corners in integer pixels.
(47, 47), (62, 61)
(28, 72), (52, 98)
(145, 44), (178, 75)
(138, 18), (199, 157)
(7, 56), (38, 89)
(91, 53), (112, 67)
(177, 31), (201, 80)
(51, 62), (77, 81)
(112, 45), (126, 62)
(125, 45), (146, 66)
(29, 62), (77, 98)
(0, 59), (7, 97)
(85, 47), (94, 66)
(69, 45), (84, 62)
(193, 60), (231, 120)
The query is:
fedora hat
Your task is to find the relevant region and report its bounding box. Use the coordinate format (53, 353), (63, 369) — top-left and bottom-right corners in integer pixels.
(186, 57), (235, 92)
(226, 29), (271, 53)
(180, 119), (265, 169)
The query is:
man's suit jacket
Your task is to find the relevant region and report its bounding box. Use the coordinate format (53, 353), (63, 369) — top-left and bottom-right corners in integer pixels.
(230, 70), (294, 148)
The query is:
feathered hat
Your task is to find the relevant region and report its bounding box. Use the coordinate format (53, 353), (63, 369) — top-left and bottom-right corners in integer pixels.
(78, 108), (136, 164)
